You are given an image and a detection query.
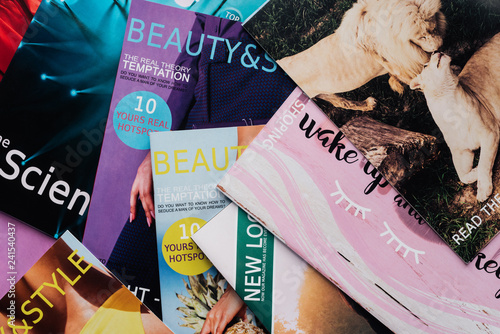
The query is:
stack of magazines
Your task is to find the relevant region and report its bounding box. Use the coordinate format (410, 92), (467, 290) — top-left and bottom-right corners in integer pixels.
(1, 0), (500, 333)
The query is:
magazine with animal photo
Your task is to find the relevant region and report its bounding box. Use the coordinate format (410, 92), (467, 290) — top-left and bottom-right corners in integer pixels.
(217, 87), (500, 332)
(192, 202), (391, 334)
(150, 125), (266, 333)
(82, 0), (296, 320)
(0, 231), (172, 334)
(242, 0), (500, 262)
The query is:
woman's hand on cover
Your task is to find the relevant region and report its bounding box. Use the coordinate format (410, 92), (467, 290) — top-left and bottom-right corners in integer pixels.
(200, 285), (246, 334)
(130, 151), (155, 226)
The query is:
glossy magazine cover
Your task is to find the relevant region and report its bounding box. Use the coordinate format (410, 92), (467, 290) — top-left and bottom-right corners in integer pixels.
(0, 231), (171, 333)
(0, 0), (130, 240)
(82, 0), (296, 320)
(193, 203), (391, 334)
(150, 126), (264, 333)
(243, 0), (500, 262)
(218, 87), (500, 333)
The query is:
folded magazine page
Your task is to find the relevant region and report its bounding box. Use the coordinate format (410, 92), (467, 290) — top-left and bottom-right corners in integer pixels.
(150, 125), (265, 333)
(0, 231), (172, 333)
(193, 203), (391, 334)
(243, 0), (500, 262)
(82, 0), (296, 319)
(218, 87), (500, 333)
(0, 0), (130, 240)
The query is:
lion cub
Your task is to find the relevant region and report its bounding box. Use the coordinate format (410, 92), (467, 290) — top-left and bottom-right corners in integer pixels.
(410, 33), (500, 202)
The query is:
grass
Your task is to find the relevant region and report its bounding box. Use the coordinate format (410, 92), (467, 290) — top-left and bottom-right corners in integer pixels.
(245, 0), (500, 262)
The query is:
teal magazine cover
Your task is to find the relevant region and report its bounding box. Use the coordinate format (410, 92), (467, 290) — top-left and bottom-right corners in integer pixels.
(0, 0), (130, 240)
(147, 0), (269, 22)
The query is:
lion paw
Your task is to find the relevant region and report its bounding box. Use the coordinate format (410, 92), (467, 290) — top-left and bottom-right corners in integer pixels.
(364, 97), (377, 110)
(460, 168), (477, 184)
(476, 183), (493, 203)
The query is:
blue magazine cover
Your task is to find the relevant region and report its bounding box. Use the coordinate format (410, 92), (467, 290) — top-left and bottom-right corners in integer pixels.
(150, 126), (264, 333)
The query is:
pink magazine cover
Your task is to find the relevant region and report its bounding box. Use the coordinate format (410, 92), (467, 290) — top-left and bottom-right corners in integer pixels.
(193, 203), (390, 333)
(218, 87), (500, 333)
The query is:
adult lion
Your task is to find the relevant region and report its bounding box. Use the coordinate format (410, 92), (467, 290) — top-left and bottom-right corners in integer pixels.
(277, 0), (447, 111)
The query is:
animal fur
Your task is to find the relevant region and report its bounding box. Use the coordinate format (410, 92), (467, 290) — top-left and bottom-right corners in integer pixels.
(277, 0), (446, 111)
(410, 33), (500, 202)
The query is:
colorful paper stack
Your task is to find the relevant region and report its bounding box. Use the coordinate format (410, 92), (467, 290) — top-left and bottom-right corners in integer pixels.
(1, 0), (499, 333)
